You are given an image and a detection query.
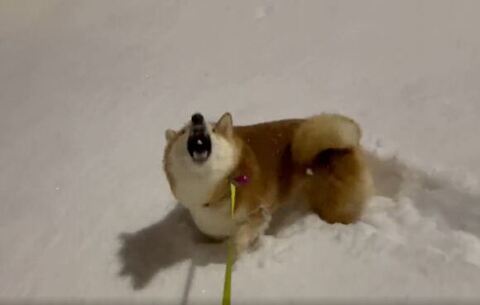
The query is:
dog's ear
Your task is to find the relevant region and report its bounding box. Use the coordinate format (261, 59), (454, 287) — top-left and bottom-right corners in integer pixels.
(215, 112), (233, 137)
(165, 129), (177, 142)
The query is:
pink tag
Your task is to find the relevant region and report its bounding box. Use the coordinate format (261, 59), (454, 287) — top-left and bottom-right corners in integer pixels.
(233, 175), (249, 186)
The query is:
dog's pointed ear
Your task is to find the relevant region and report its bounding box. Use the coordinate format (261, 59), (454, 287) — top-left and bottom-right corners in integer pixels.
(215, 112), (233, 137)
(165, 129), (177, 142)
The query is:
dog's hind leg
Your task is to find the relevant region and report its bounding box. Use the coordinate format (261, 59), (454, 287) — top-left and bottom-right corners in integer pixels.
(304, 148), (373, 224)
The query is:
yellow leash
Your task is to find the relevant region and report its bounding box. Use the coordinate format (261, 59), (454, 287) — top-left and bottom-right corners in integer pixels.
(222, 183), (236, 305)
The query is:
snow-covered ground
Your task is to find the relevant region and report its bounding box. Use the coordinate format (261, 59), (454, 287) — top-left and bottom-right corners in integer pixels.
(1, 0), (480, 304)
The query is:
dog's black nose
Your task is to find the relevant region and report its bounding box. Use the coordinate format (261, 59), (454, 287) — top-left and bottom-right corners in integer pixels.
(191, 113), (204, 125)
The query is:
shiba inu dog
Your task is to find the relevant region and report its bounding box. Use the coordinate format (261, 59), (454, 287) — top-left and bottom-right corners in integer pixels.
(163, 112), (373, 254)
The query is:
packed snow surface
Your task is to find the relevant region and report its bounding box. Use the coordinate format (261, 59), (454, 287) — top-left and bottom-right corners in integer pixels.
(1, 1), (480, 304)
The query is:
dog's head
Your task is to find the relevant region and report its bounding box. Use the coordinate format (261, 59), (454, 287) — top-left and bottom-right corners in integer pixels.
(164, 112), (237, 173)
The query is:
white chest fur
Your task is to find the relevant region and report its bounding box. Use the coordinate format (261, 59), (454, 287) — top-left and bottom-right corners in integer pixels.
(174, 174), (221, 208)
(167, 133), (239, 237)
(174, 177), (239, 238)
(172, 167), (237, 238)
(190, 200), (236, 238)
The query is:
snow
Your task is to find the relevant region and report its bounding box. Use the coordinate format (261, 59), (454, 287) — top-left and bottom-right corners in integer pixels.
(1, 0), (480, 303)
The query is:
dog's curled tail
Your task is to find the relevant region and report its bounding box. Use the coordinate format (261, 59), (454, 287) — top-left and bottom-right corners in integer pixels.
(291, 113), (361, 165)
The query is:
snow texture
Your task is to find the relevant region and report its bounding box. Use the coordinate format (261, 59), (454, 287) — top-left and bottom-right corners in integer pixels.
(1, 0), (480, 304)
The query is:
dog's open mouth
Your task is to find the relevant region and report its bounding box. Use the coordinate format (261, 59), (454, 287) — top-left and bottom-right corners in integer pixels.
(187, 113), (211, 163)
(188, 135), (211, 163)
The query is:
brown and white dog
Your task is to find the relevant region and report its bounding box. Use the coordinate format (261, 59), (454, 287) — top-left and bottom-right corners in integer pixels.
(163, 113), (373, 254)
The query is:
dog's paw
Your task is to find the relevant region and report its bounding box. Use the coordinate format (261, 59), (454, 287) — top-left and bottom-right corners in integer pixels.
(233, 225), (255, 255)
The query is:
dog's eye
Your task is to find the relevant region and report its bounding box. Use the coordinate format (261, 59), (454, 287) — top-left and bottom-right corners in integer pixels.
(180, 129), (186, 135)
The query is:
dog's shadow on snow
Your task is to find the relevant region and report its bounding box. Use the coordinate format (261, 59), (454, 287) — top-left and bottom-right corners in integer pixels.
(117, 205), (226, 290)
(118, 151), (480, 291)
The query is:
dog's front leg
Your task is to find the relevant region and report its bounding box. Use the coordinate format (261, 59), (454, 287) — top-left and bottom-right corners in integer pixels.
(234, 206), (271, 255)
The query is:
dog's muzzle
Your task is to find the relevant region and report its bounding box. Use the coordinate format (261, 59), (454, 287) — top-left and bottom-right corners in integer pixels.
(187, 113), (212, 163)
